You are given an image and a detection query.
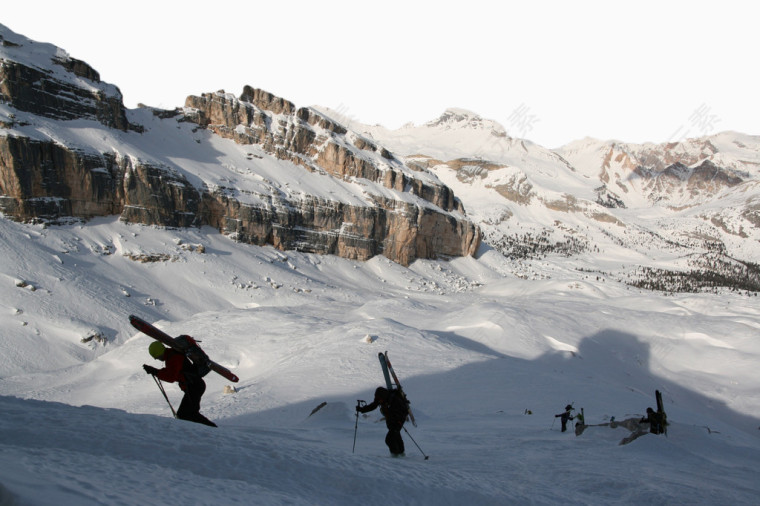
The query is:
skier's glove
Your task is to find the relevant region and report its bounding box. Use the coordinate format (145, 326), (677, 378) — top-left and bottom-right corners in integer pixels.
(143, 364), (159, 375)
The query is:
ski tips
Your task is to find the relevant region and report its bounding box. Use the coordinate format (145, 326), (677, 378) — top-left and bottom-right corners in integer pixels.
(128, 314), (146, 327)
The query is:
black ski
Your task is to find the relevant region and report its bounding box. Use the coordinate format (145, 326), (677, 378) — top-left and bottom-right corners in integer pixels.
(656, 390), (667, 435)
(130, 315), (239, 382)
(378, 352), (393, 391)
(379, 351), (417, 427)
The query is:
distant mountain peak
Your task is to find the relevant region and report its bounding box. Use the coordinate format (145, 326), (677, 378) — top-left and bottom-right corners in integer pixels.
(423, 108), (508, 137)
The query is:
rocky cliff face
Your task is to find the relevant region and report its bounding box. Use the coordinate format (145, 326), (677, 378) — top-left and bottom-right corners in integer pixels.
(0, 25), (480, 266)
(0, 133), (204, 227)
(0, 136), (124, 219)
(182, 86), (480, 263)
(183, 87), (459, 213)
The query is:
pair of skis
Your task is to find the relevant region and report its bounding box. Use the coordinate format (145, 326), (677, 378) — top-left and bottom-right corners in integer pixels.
(129, 314), (239, 383)
(378, 351), (416, 427)
(656, 389), (668, 435)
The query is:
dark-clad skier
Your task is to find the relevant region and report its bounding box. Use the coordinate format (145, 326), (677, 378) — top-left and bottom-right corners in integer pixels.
(357, 386), (409, 456)
(143, 341), (217, 427)
(555, 404), (574, 432)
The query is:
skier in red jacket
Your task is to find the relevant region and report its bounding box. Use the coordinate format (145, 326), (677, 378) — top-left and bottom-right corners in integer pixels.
(143, 341), (217, 427)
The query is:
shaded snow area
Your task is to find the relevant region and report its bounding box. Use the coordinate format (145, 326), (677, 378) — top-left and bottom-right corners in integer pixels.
(1, 217), (759, 505)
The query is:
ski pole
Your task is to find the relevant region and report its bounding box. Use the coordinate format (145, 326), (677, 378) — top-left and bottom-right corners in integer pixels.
(403, 426), (429, 460)
(152, 375), (177, 418)
(353, 400), (365, 453)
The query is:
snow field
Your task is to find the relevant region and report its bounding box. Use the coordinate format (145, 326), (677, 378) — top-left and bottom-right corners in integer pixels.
(1, 217), (759, 504)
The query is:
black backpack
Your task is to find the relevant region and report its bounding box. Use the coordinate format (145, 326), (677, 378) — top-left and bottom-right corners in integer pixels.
(176, 335), (211, 378)
(389, 389), (411, 421)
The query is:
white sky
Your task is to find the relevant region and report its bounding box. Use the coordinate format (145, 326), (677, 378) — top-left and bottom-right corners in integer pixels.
(3, 0), (757, 148)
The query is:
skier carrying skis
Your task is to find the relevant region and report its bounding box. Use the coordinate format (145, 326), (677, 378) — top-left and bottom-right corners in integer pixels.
(639, 407), (664, 435)
(357, 386), (409, 456)
(143, 341), (217, 427)
(555, 404), (574, 432)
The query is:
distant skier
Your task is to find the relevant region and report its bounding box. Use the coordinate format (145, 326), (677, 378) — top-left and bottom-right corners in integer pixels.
(639, 407), (664, 435)
(143, 341), (217, 427)
(555, 404), (574, 432)
(357, 386), (409, 456)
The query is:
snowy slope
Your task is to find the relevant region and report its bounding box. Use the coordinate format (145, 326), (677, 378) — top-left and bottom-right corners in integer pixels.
(1, 216), (759, 505)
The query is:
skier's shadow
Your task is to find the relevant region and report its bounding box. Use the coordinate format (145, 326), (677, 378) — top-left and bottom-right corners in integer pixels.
(544, 329), (760, 436)
(223, 328), (760, 441)
(425, 330), (510, 359)
(407, 327), (760, 438)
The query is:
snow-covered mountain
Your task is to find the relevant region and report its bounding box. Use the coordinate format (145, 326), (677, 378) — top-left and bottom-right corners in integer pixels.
(3, 20), (759, 291)
(327, 107), (760, 293)
(559, 133), (760, 206)
(0, 23), (479, 267)
(1, 24), (760, 506)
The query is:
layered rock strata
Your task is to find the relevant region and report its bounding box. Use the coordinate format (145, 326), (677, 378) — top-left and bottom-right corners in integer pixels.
(0, 26), (480, 265)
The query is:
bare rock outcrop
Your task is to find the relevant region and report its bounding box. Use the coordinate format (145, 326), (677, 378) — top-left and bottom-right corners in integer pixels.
(184, 88), (460, 213)
(0, 31), (132, 131)
(0, 136), (124, 219)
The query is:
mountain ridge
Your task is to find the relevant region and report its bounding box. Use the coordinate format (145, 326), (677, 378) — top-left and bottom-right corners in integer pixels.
(0, 23), (479, 266)
(2, 22), (759, 291)
(342, 107), (760, 293)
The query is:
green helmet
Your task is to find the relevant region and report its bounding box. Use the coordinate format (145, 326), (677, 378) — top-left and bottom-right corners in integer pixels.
(148, 341), (166, 359)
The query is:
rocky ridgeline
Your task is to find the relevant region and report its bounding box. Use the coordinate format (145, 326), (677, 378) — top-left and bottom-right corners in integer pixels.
(183, 87), (460, 213)
(0, 25), (480, 266)
(0, 35), (131, 131)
